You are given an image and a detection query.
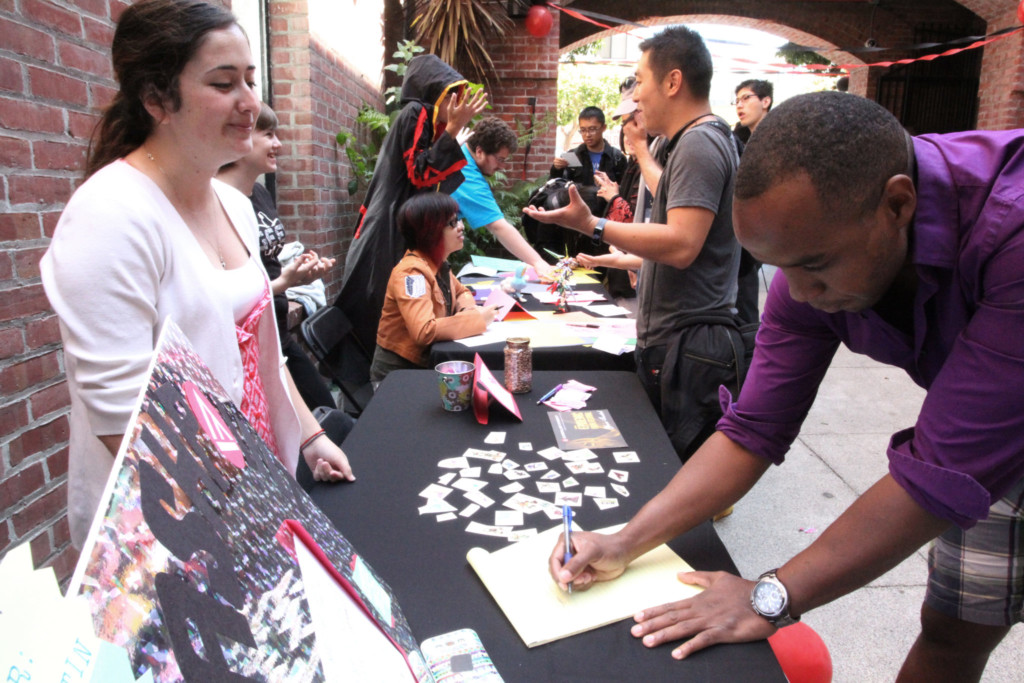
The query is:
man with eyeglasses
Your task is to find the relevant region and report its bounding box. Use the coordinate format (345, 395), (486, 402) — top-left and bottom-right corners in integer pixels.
(449, 117), (554, 278)
(734, 79), (773, 144)
(550, 105), (628, 188)
(525, 26), (743, 463)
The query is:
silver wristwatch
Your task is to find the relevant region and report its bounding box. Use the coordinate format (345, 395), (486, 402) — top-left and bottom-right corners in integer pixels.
(750, 569), (800, 627)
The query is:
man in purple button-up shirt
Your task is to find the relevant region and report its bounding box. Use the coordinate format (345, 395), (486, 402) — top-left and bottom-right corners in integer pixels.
(547, 92), (1023, 680)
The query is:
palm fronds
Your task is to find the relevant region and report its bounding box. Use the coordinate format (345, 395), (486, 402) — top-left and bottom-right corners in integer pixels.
(410, 0), (511, 85)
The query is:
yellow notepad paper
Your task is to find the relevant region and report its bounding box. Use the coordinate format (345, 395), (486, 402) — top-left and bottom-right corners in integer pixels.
(467, 524), (701, 648)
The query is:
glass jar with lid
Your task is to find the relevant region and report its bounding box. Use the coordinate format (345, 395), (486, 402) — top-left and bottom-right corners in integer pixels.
(503, 337), (532, 393)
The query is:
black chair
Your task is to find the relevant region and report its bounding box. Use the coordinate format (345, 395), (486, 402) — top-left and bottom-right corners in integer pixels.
(300, 305), (374, 416)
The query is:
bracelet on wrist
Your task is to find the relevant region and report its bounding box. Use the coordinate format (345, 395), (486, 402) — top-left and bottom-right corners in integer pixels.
(300, 429), (327, 454)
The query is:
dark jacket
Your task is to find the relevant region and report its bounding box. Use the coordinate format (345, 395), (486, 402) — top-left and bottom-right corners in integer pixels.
(336, 54), (469, 351)
(549, 142), (628, 186)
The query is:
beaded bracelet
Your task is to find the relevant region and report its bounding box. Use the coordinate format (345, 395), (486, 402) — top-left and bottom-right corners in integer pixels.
(299, 429), (326, 454)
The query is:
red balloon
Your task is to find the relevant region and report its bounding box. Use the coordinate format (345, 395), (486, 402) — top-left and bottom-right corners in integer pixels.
(1018, 0), (1024, 25)
(525, 5), (553, 38)
(767, 622), (833, 683)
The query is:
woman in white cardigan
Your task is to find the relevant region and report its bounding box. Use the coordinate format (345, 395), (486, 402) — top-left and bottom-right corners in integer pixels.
(40, 0), (354, 549)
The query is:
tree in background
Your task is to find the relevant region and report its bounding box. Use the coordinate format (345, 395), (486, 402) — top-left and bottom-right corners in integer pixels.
(556, 68), (624, 151)
(409, 0), (510, 87)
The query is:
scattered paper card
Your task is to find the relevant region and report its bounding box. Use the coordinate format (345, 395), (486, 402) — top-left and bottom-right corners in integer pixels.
(419, 499), (458, 515)
(484, 431), (507, 444)
(494, 510), (524, 527)
(464, 490), (496, 508)
(440, 456), (471, 469)
(466, 522), (510, 538)
(537, 446), (566, 460)
(613, 451), (640, 464)
(420, 483), (453, 499)
(452, 478), (488, 493)
(562, 448), (598, 462)
(553, 491), (583, 507)
(465, 448), (505, 463)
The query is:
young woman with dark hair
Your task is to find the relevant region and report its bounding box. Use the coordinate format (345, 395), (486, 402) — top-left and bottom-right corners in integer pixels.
(369, 193), (497, 382)
(41, 0), (354, 548)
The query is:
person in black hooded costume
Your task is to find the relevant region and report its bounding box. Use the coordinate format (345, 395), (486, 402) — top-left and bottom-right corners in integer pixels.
(336, 54), (486, 352)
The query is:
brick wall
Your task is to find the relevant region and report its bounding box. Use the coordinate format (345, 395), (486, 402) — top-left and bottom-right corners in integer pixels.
(266, 0), (382, 301)
(0, 0), (131, 585)
(487, 6), (560, 187)
(975, 4), (1024, 130)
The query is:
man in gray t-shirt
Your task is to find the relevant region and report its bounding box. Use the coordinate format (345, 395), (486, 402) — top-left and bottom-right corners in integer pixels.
(637, 118), (739, 346)
(523, 26), (741, 459)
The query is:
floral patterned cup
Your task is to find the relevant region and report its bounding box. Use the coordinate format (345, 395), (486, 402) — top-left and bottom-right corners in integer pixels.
(435, 361), (476, 411)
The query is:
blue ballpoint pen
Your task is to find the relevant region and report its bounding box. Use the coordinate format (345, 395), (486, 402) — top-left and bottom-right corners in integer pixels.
(562, 505), (573, 594)
(537, 383), (563, 405)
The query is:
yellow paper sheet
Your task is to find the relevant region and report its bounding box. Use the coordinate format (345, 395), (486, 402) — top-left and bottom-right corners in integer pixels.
(467, 524), (700, 648)
(571, 269), (602, 285)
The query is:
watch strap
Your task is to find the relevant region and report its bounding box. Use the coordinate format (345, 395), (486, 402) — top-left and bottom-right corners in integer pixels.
(592, 217), (608, 245)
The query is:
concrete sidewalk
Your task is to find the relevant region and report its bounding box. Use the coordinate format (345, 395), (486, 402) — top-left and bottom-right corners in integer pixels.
(714, 273), (1023, 681)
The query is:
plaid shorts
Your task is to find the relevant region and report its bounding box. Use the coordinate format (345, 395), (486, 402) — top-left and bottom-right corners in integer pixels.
(926, 475), (1024, 626)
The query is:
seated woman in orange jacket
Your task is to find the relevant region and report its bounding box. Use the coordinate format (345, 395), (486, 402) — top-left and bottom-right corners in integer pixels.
(370, 193), (497, 382)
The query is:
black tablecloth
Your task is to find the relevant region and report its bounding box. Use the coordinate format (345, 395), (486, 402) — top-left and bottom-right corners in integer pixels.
(308, 370), (784, 683)
(430, 281), (636, 372)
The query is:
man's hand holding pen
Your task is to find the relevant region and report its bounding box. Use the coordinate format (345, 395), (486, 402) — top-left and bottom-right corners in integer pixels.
(548, 527), (631, 594)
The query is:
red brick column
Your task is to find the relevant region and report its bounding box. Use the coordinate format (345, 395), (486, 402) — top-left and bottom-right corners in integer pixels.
(486, 7), (560, 186)
(267, 0), (382, 299)
(976, 5), (1024, 130)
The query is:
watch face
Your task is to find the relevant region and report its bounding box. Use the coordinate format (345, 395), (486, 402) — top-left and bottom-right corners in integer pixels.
(753, 580), (785, 617)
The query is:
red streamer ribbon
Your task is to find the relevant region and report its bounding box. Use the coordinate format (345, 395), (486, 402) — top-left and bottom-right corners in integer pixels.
(546, 2), (1023, 73)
